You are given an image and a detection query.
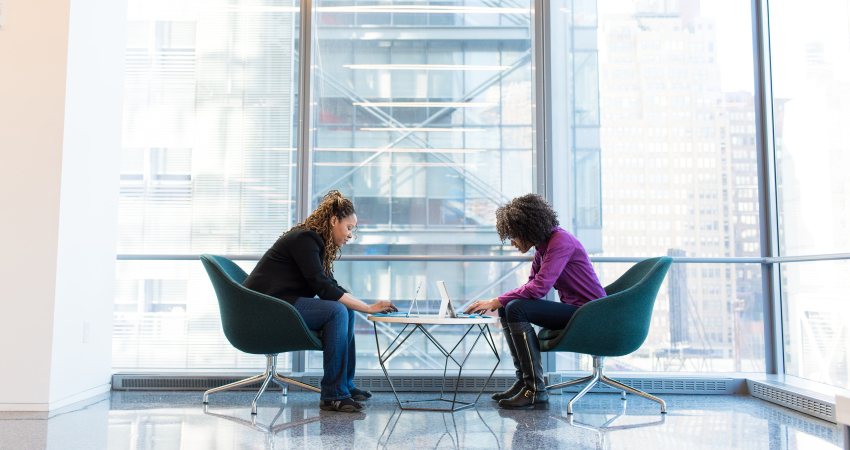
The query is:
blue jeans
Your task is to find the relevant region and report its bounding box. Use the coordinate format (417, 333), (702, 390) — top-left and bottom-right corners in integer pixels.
(292, 297), (357, 401)
(498, 299), (579, 329)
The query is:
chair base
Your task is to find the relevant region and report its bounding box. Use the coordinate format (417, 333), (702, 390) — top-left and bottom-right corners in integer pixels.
(545, 356), (666, 415)
(203, 354), (321, 414)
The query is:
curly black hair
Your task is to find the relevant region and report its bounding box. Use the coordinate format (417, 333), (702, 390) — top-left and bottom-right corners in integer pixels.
(495, 193), (559, 246)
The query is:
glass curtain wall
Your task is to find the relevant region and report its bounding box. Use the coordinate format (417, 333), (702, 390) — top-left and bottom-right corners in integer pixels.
(114, 0), (850, 389)
(549, 0), (764, 373)
(769, 0), (850, 389)
(307, 1), (534, 371)
(114, 0), (536, 372)
(114, 0), (770, 376)
(115, 0), (300, 369)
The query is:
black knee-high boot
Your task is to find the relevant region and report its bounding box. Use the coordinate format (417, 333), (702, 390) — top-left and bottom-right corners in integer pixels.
(492, 318), (524, 401)
(498, 322), (548, 409)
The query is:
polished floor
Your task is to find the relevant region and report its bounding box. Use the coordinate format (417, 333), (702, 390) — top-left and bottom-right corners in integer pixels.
(0, 390), (843, 450)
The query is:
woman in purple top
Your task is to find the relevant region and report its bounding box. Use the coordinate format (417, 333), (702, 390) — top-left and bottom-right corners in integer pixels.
(465, 194), (606, 409)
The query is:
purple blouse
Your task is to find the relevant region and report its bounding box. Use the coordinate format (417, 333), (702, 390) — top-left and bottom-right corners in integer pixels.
(498, 227), (606, 308)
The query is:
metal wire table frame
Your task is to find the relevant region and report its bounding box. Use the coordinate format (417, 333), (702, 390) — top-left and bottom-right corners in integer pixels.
(368, 315), (501, 412)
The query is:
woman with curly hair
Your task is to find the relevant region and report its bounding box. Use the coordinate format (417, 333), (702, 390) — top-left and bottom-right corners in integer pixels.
(465, 193), (606, 409)
(244, 190), (396, 413)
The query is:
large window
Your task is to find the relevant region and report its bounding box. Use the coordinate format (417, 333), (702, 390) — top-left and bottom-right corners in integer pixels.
(306, 1), (535, 371)
(558, 262), (764, 373)
(115, 0), (766, 375)
(549, 0), (764, 372)
(780, 261), (850, 389)
(116, 1), (300, 369)
(770, 0), (850, 389)
(115, 0), (536, 371)
(113, 0), (849, 390)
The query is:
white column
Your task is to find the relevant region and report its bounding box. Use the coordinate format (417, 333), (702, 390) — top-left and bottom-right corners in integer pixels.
(0, 0), (126, 414)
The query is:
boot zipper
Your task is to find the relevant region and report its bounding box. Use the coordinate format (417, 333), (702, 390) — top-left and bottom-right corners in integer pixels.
(521, 332), (536, 404)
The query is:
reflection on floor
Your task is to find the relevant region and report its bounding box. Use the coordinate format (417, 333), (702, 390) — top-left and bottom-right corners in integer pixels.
(0, 391), (842, 449)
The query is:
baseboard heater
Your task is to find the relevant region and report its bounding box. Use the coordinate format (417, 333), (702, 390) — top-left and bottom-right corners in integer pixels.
(112, 373), (517, 393)
(748, 379), (836, 423)
(113, 373), (743, 395)
(546, 373), (744, 395)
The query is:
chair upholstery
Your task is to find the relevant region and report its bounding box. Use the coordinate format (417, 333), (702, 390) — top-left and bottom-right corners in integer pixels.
(538, 257), (672, 356)
(201, 254), (322, 354)
(200, 254), (322, 414)
(538, 256), (673, 414)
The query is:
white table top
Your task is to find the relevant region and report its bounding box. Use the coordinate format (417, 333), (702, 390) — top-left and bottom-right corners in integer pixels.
(367, 314), (499, 325)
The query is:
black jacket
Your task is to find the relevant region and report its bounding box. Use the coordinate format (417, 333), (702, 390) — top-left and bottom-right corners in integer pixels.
(243, 228), (348, 303)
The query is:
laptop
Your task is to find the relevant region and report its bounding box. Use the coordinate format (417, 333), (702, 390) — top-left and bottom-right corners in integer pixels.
(375, 281), (482, 319)
(436, 281), (482, 319)
(380, 281), (423, 318)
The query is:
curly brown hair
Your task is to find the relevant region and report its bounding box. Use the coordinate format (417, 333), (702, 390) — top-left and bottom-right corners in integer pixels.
(292, 190), (356, 275)
(495, 193), (559, 246)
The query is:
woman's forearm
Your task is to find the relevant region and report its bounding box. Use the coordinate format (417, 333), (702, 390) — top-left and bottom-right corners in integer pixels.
(338, 293), (371, 313)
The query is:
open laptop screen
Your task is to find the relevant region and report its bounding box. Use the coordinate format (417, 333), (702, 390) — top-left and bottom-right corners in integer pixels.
(436, 280), (456, 318)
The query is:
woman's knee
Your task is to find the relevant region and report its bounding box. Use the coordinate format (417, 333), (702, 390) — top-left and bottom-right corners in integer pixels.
(504, 300), (529, 322)
(326, 301), (349, 325)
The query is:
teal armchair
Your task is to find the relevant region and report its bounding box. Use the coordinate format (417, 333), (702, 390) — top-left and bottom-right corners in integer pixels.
(200, 254), (322, 414)
(540, 256), (673, 414)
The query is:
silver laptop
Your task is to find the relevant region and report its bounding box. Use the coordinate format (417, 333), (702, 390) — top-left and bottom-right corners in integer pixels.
(382, 281), (424, 317)
(436, 281), (481, 318)
(381, 281), (479, 318)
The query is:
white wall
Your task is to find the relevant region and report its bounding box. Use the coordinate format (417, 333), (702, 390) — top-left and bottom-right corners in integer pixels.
(48, 0), (125, 409)
(0, 0), (125, 412)
(0, 0), (70, 410)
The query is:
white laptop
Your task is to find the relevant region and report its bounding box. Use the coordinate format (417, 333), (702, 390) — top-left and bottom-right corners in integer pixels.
(382, 281), (424, 317)
(379, 280), (481, 318)
(436, 281), (481, 318)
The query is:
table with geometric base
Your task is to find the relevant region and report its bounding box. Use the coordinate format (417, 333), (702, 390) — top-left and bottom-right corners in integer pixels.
(368, 315), (501, 412)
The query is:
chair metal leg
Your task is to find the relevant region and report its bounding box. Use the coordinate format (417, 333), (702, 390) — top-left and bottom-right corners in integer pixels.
(564, 355), (606, 415)
(251, 372), (275, 415)
(567, 372), (600, 415)
(556, 356), (665, 415)
(204, 354), (322, 413)
(203, 374), (266, 404)
(599, 375), (666, 414)
(272, 374), (321, 394)
(250, 354), (282, 415)
(271, 377), (289, 396)
(546, 374), (594, 391)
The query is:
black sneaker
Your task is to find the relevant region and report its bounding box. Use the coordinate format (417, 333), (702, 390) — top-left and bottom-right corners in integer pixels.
(350, 387), (372, 401)
(320, 397), (364, 413)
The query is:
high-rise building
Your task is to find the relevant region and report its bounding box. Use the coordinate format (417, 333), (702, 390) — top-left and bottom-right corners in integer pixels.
(595, 0), (762, 371)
